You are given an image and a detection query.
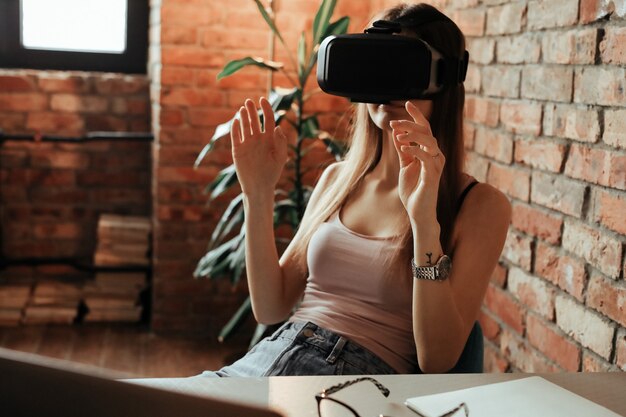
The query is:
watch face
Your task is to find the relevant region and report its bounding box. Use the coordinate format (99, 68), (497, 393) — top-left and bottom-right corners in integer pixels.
(437, 255), (452, 279)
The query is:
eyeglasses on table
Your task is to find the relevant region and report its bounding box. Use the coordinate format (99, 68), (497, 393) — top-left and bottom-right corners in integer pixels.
(315, 377), (469, 417)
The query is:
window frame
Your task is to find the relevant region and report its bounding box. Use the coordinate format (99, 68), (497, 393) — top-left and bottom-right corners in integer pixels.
(0, 0), (148, 74)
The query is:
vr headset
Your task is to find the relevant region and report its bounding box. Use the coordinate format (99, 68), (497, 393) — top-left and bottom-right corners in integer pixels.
(317, 18), (469, 104)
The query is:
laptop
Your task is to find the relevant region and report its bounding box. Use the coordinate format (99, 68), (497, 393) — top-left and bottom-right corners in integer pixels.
(0, 347), (283, 417)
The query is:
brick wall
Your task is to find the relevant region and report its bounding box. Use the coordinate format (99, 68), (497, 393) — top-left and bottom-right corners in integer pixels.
(0, 70), (151, 274)
(151, 0), (625, 371)
(442, 0), (625, 372)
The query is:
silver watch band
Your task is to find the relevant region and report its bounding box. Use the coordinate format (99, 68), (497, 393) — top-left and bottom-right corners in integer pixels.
(410, 257), (439, 280)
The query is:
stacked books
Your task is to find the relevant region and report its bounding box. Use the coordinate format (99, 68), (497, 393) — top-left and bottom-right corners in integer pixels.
(94, 214), (151, 267)
(23, 280), (82, 324)
(0, 284), (32, 326)
(82, 272), (146, 322)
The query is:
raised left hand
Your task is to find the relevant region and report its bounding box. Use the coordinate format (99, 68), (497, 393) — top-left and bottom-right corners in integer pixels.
(390, 101), (445, 227)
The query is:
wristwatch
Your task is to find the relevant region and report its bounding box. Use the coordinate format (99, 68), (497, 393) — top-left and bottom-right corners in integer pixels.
(411, 255), (452, 281)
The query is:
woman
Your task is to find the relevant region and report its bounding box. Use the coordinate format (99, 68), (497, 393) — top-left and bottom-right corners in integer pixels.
(200, 3), (511, 377)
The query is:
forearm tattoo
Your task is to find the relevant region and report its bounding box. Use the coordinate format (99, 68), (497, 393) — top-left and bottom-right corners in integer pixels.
(426, 252), (433, 266)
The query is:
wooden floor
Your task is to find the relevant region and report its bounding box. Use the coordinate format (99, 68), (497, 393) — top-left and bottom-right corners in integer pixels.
(0, 323), (249, 378)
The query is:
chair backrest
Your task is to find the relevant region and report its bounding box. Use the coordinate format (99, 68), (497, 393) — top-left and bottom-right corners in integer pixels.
(414, 320), (484, 374)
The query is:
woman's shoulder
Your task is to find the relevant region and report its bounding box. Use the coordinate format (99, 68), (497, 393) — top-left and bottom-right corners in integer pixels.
(456, 174), (512, 235)
(318, 161), (345, 184)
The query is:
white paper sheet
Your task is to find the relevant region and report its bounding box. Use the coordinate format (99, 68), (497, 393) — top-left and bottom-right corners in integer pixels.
(405, 376), (622, 417)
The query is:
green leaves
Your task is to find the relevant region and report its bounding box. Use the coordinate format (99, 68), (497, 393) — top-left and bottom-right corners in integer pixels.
(253, 0), (287, 48)
(217, 56), (283, 81)
(313, 0), (338, 45)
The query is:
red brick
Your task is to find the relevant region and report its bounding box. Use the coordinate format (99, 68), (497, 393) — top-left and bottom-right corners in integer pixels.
(496, 33), (541, 64)
(484, 284), (525, 335)
(478, 309), (501, 341)
(508, 268), (556, 320)
(160, 127), (212, 145)
(161, 3), (223, 26)
(563, 219), (622, 279)
(188, 108), (238, 128)
(202, 29), (269, 51)
(482, 66), (521, 98)
(511, 203), (562, 244)
(574, 67), (626, 106)
(526, 314), (581, 371)
(50, 94), (108, 113)
(564, 144), (626, 190)
(33, 222), (82, 239)
(527, 0), (579, 29)
(25, 112), (84, 134)
(463, 123), (476, 150)
(487, 163), (530, 202)
(30, 151), (89, 169)
(535, 242), (587, 301)
(466, 38), (495, 65)
(499, 100), (542, 135)
(464, 96), (499, 127)
(78, 171), (148, 187)
(593, 188), (626, 235)
(0, 113), (26, 132)
(500, 328), (560, 372)
(556, 294), (616, 360)
(603, 109), (626, 150)
(474, 127), (513, 163)
(160, 109), (185, 127)
(522, 66), (573, 102)
(84, 115), (128, 131)
(157, 166), (219, 185)
(579, 0), (626, 24)
(542, 29), (598, 65)
(161, 26), (198, 45)
(452, 8), (486, 36)
(491, 263), (507, 287)
(600, 26), (626, 64)
(503, 231), (533, 271)
(464, 152), (489, 183)
(162, 46), (225, 68)
(530, 171), (586, 217)
(514, 138), (566, 173)
(0, 75), (37, 92)
(617, 328), (626, 371)
(161, 67), (196, 86)
(486, 2), (526, 35)
(483, 342), (509, 373)
(464, 66), (481, 94)
(543, 103), (601, 143)
(582, 350), (614, 372)
(38, 75), (91, 93)
(161, 88), (224, 107)
(587, 272), (626, 327)
(0, 93), (48, 111)
(94, 76), (149, 95)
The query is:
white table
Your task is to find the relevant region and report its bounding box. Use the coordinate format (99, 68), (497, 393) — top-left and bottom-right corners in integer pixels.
(130, 372), (626, 417)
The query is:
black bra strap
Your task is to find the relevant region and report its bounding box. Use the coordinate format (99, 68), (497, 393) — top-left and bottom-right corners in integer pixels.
(457, 181), (479, 211)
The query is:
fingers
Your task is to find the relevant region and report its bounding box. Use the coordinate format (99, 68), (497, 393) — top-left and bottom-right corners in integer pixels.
(392, 128), (415, 168)
(274, 126), (288, 159)
(400, 142), (445, 168)
(244, 99), (262, 134)
(390, 120), (439, 156)
(389, 119), (430, 136)
(405, 101), (432, 135)
(260, 97), (275, 133)
(230, 118), (242, 147)
(239, 106), (251, 136)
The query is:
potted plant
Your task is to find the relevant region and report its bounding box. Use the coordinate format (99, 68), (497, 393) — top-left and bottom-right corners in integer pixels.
(193, 0), (349, 347)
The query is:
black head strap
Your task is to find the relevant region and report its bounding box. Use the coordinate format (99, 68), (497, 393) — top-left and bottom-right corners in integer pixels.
(364, 17), (469, 84)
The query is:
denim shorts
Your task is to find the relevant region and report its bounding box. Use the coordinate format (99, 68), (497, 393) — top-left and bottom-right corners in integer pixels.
(197, 321), (398, 377)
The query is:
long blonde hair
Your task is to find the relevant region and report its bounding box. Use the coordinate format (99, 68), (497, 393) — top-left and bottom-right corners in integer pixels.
(290, 3), (467, 278)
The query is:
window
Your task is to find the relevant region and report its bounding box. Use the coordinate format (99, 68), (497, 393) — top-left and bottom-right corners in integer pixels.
(0, 0), (148, 74)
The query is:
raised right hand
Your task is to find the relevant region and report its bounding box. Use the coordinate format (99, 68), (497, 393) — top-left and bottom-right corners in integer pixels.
(231, 97), (288, 197)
